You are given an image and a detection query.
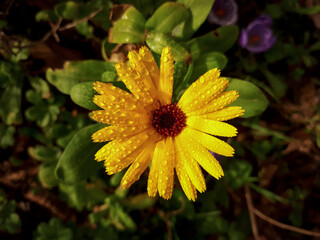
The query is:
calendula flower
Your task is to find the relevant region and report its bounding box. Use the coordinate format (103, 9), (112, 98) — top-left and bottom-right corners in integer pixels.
(91, 46), (244, 201)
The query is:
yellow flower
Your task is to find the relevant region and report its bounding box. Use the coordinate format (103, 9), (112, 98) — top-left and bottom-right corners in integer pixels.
(91, 46), (244, 201)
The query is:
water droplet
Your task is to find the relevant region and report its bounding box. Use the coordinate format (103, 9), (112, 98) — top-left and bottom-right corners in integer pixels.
(199, 77), (205, 84)
(164, 48), (169, 54)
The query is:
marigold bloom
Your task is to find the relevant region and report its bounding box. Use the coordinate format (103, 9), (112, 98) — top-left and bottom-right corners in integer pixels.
(91, 46), (244, 200)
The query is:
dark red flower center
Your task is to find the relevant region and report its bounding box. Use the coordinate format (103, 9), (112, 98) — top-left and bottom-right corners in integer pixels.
(152, 104), (186, 137)
(216, 9), (225, 17)
(249, 35), (260, 44)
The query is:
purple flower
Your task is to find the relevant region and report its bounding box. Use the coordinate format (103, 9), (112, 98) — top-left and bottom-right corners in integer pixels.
(207, 0), (238, 26)
(239, 14), (276, 53)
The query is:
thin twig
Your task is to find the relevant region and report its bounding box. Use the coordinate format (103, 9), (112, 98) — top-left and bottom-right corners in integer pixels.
(244, 184), (261, 240)
(158, 197), (186, 240)
(59, 7), (103, 31)
(13, 7), (103, 51)
(253, 207), (320, 238)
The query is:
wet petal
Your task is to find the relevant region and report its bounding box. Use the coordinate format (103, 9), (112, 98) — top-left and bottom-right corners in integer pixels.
(157, 137), (175, 199)
(115, 62), (155, 107)
(92, 125), (147, 143)
(186, 90), (239, 116)
(174, 142), (197, 201)
(178, 69), (229, 113)
(159, 47), (174, 104)
(183, 127), (235, 157)
(128, 49), (158, 98)
(179, 130), (223, 179)
(200, 106), (245, 121)
(94, 129), (151, 162)
(186, 117), (237, 137)
(139, 47), (160, 90)
(175, 135), (206, 193)
(120, 141), (156, 189)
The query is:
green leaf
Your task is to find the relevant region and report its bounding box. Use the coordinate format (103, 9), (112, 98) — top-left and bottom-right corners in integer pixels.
(177, 0), (215, 39)
(110, 6), (146, 43)
(75, 21), (94, 38)
(0, 85), (22, 125)
(226, 78), (269, 118)
(224, 159), (252, 189)
(173, 60), (188, 92)
(35, 10), (59, 22)
(248, 183), (287, 204)
(46, 60), (115, 94)
(121, 193), (156, 210)
(146, 2), (190, 36)
(70, 82), (100, 110)
(25, 105), (60, 128)
(55, 1), (93, 20)
(39, 162), (59, 188)
(260, 69), (287, 98)
(195, 213), (228, 235)
(0, 124), (15, 148)
(188, 25), (239, 59)
(190, 52), (227, 82)
(28, 145), (61, 162)
(146, 31), (190, 61)
(55, 124), (105, 183)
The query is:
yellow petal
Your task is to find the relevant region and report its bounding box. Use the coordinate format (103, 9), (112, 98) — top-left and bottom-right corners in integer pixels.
(179, 130), (223, 179)
(159, 46), (174, 104)
(93, 94), (144, 112)
(93, 81), (137, 105)
(120, 141), (156, 189)
(139, 47), (160, 90)
(174, 143), (197, 201)
(90, 109), (150, 126)
(105, 145), (144, 175)
(178, 69), (229, 113)
(115, 62), (155, 107)
(183, 127), (235, 157)
(200, 106), (245, 121)
(186, 90), (239, 116)
(94, 129), (151, 162)
(92, 125), (147, 142)
(175, 135), (206, 193)
(186, 117), (237, 137)
(158, 137), (175, 199)
(147, 145), (161, 198)
(128, 49), (158, 98)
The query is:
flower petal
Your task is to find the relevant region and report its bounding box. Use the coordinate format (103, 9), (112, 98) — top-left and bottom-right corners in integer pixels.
(186, 117), (237, 137)
(115, 62), (156, 108)
(174, 142), (197, 201)
(186, 90), (239, 116)
(139, 47), (160, 90)
(159, 47), (174, 104)
(94, 129), (151, 162)
(175, 135), (206, 193)
(120, 141), (156, 189)
(128, 49), (158, 98)
(183, 127), (235, 157)
(157, 137), (176, 199)
(178, 69), (229, 113)
(91, 109), (150, 126)
(179, 130), (224, 179)
(201, 106), (245, 121)
(92, 125), (147, 143)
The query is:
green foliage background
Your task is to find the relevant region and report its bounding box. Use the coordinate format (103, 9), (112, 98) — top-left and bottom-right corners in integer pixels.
(1, 0), (320, 239)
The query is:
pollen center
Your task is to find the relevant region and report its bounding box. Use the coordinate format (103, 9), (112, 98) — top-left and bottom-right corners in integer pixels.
(152, 104), (186, 137)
